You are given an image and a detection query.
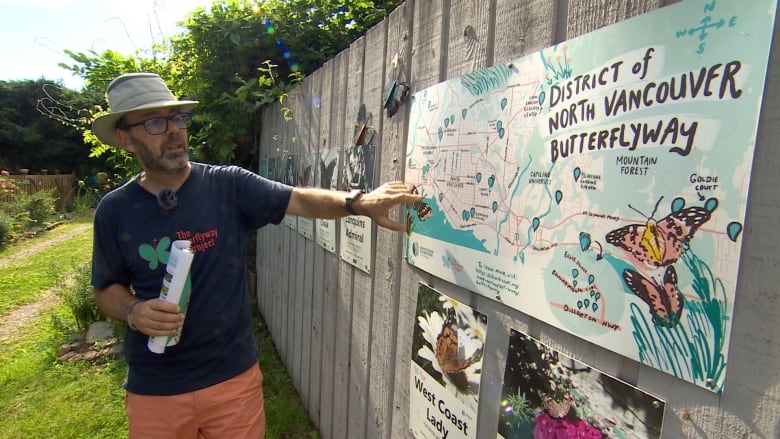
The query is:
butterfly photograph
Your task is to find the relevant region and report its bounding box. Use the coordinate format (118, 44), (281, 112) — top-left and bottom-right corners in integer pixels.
(497, 329), (666, 439)
(605, 196), (718, 269)
(412, 283), (487, 397)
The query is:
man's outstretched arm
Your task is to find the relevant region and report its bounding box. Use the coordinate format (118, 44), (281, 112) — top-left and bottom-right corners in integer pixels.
(285, 181), (422, 231)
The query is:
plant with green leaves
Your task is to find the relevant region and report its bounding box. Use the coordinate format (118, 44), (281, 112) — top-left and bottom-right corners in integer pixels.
(58, 261), (106, 332)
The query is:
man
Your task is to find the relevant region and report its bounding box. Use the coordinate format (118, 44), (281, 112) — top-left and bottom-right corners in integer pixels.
(90, 72), (421, 438)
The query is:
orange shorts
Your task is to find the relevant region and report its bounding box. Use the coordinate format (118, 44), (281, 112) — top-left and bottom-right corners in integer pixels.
(125, 363), (265, 439)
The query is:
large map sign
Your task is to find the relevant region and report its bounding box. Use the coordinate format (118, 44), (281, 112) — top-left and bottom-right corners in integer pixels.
(404, 0), (777, 393)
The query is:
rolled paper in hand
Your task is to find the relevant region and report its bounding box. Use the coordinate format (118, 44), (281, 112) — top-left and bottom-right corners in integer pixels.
(148, 240), (194, 354)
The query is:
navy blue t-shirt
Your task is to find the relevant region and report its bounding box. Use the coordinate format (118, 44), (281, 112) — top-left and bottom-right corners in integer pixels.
(91, 162), (292, 395)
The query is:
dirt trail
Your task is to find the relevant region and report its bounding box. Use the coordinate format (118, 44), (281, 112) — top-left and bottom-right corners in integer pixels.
(0, 223), (92, 344)
(0, 223), (92, 268)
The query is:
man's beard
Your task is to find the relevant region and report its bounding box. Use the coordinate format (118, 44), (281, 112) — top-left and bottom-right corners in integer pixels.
(130, 133), (189, 174)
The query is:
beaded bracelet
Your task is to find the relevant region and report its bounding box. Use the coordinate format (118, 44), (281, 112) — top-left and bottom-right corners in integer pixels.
(126, 300), (142, 331)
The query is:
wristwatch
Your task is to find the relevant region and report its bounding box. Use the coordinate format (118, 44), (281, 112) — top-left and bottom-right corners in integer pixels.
(345, 189), (365, 215)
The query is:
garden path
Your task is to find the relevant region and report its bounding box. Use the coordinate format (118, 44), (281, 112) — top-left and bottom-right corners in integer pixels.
(0, 223), (92, 345)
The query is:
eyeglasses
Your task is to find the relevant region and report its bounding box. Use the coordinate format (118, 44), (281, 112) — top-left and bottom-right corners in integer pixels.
(120, 113), (192, 135)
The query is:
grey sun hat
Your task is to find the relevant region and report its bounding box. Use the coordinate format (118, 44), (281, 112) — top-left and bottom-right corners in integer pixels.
(91, 72), (198, 147)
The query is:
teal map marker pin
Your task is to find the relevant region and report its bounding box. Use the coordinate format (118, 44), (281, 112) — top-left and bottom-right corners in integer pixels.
(579, 232), (591, 251)
(727, 222), (743, 242)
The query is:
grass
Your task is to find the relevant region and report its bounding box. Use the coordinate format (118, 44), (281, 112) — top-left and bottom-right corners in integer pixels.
(0, 212), (94, 315)
(0, 213), (93, 259)
(0, 216), (318, 438)
(255, 319), (320, 438)
(0, 305), (128, 438)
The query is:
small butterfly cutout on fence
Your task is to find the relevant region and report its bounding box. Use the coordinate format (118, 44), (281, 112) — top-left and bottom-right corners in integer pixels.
(606, 197), (717, 268)
(435, 307), (481, 393)
(622, 265), (684, 328)
(409, 185), (433, 221)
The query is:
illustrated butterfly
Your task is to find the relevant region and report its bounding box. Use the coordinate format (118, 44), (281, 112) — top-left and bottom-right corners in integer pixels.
(540, 393), (571, 419)
(622, 265), (684, 328)
(606, 197), (716, 268)
(410, 185), (433, 221)
(435, 307), (481, 393)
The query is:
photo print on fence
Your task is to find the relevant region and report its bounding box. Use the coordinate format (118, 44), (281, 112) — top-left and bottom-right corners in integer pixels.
(497, 328), (666, 439)
(340, 103), (377, 273)
(409, 283), (488, 439)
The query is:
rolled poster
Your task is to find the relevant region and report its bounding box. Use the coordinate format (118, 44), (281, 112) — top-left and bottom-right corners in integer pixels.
(147, 240), (194, 354)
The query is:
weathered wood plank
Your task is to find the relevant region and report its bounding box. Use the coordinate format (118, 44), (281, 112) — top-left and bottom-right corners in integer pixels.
(317, 52), (348, 439)
(391, 1), (446, 437)
(366, 3), (414, 439)
(408, 0), (447, 91)
(446, 0), (492, 77)
(305, 67), (325, 424)
(493, 0), (557, 63)
(300, 74), (319, 407)
(334, 35), (366, 439)
(345, 30), (380, 436)
(348, 19), (388, 439)
(256, 107), (273, 321)
(288, 84), (306, 387)
(565, 0), (665, 38)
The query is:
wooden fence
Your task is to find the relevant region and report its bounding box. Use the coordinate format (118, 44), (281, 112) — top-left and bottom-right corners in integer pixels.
(255, 1), (780, 438)
(0, 173), (75, 209)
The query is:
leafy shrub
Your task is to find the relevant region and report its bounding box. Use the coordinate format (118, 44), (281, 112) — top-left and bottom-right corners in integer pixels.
(19, 189), (56, 226)
(59, 262), (105, 332)
(65, 179), (103, 213)
(0, 209), (12, 245)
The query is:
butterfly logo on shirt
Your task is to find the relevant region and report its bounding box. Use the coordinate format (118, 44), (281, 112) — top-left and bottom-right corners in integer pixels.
(435, 307), (482, 393)
(605, 197), (717, 268)
(138, 236), (171, 270)
(622, 265), (684, 328)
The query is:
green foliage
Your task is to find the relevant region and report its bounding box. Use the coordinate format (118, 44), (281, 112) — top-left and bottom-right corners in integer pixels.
(19, 189), (56, 226)
(0, 189), (58, 240)
(54, 0), (401, 173)
(0, 79), (104, 176)
(0, 210), (12, 246)
(502, 390), (535, 435)
(58, 262), (106, 332)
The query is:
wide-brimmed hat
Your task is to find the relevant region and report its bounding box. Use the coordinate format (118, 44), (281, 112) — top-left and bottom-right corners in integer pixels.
(91, 73), (198, 147)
